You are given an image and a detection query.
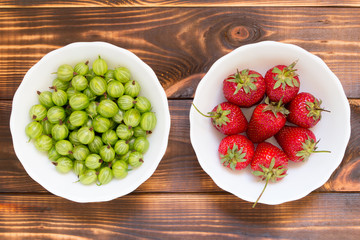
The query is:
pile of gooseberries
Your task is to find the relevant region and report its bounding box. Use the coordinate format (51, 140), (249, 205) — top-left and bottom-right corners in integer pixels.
(25, 56), (157, 185)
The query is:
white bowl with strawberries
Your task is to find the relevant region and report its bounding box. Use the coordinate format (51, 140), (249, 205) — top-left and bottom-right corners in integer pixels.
(190, 41), (351, 207)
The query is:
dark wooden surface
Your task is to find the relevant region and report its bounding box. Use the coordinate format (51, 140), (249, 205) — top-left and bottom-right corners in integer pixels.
(1, 1), (360, 239)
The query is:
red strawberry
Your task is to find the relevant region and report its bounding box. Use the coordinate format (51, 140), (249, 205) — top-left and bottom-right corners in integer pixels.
(275, 125), (330, 162)
(223, 69), (266, 107)
(251, 142), (289, 208)
(193, 102), (247, 135)
(287, 92), (330, 128)
(218, 135), (255, 170)
(246, 98), (289, 143)
(265, 61), (300, 104)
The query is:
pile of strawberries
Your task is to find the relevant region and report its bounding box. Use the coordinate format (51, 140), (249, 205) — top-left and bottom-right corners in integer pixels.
(194, 61), (330, 207)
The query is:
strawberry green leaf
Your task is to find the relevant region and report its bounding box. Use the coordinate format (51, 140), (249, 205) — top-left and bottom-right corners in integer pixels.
(248, 82), (257, 91)
(273, 80), (282, 89)
(285, 77), (294, 87)
(272, 67), (282, 74)
(293, 78), (300, 87)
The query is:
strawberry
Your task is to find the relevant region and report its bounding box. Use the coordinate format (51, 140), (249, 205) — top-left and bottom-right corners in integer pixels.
(193, 102), (247, 135)
(275, 125), (330, 162)
(246, 98), (289, 143)
(287, 92), (330, 128)
(251, 142), (289, 208)
(218, 134), (254, 170)
(223, 69), (266, 107)
(265, 61), (300, 104)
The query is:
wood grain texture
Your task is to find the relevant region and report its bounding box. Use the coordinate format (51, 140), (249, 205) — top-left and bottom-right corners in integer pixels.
(1, 7), (360, 99)
(1, 99), (359, 193)
(1, 0), (360, 7)
(0, 193), (359, 239)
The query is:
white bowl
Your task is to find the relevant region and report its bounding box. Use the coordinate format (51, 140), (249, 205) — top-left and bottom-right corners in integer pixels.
(10, 42), (171, 203)
(190, 41), (351, 205)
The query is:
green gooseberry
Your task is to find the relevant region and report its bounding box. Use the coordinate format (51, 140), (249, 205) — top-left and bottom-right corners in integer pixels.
(140, 112), (157, 131)
(77, 126), (95, 145)
(116, 124), (133, 140)
(35, 135), (53, 152)
(99, 94), (115, 102)
(41, 119), (53, 135)
(97, 99), (119, 118)
(54, 157), (73, 173)
(85, 153), (102, 169)
(85, 69), (96, 80)
(99, 144), (115, 162)
(69, 111), (88, 127)
(25, 121), (43, 140)
(57, 64), (74, 82)
(124, 108), (141, 128)
(51, 122), (69, 141)
(83, 118), (93, 128)
(124, 80), (141, 98)
(71, 75), (88, 91)
(73, 144), (90, 161)
(37, 91), (54, 108)
(69, 130), (81, 146)
(112, 160), (128, 179)
(104, 69), (115, 82)
(133, 126), (147, 138)
(85, 101), (98, 118)
(65, 118), (77, 131)
(83, 88), (97, 101)
(114, 67), (131, 83)
(74, 61), (89, 76)
(108, 118), (117, 130)
(79, 169), (97, 185)
(112, 109), (124, 124)
(89, 76), (107, 96)
(114, 140), (129, 155)
(73, 160), (86, 176)
(93, 56), (108, 76)
(128, 151), (144, 168)
(93, 116), (111, 133)
(133, 136), (149, 153)
(134, 96), (151, 113)
(52, 88), (68, 106)
(66, 87), (79, 99)
(48, 146), (61, 161)
(127, 137), (136, 150)
(117, 95), (134, 110)
(29, 104), (47, 121)
(102, 130), (118, 146)
(52, 78), (70, 91)
(107, 80), (124, 98)
(47, 106), (66, 124)
(118, 151), (130, 163)
(88, 135), (102, 153)
(55, 140), (73, 156)
(69, 93), (89, 110)
(98, 166), (113, 185)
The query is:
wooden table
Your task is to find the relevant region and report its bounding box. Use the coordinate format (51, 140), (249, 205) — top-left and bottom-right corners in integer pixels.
(1, 1), (360, 239)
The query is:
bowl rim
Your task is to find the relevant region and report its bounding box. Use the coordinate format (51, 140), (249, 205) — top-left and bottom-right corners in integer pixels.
(10, 41), (171, 202)
(190, 40), (351, 205)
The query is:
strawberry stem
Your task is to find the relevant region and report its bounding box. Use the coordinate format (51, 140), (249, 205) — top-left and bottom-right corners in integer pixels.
(315, 108), (331, 113)
(252, 177), (270, 208)
(192, 103), (214, 118)
(314, 150), (331, 153)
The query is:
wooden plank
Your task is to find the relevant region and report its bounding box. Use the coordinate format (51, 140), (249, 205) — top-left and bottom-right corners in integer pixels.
(1, 0), (360, 8)
(0, 192), (359, 239)
(1, 7), (360, 99)
(1, 99), (359, 193)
